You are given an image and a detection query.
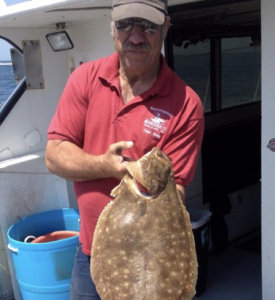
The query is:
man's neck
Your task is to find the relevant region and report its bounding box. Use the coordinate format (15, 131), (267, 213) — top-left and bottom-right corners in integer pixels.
(119, 62), (160, 104)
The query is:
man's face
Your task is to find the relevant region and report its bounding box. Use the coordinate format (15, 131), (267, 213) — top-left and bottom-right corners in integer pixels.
(113, 18), (170, 76)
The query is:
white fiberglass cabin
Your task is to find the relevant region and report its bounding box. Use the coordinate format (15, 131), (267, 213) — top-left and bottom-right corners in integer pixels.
(0, 0), (274, 299)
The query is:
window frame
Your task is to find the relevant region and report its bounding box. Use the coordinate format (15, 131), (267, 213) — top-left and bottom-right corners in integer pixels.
(0, 36), (27, 126)
(165, 35), (261, 114)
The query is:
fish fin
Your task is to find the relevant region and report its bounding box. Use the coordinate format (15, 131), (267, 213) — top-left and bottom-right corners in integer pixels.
(110, 182), (122, 197)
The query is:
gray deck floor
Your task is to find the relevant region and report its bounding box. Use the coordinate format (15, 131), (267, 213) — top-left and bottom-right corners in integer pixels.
(194, 232), (261, 300)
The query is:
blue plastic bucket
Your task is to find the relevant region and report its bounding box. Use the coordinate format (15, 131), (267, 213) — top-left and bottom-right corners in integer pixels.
(7, 208), (79, 300)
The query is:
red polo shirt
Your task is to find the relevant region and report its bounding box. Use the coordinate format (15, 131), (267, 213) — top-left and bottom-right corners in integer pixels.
(47, 52), (204, 255)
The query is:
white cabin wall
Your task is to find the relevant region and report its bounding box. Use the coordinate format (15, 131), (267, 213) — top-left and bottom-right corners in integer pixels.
(0, 27), (73, 299)
(0, 27), (69, 160)
(261, 0), (275, 298)
(0, 153), (72, 300)
(68, 16), (114, 66)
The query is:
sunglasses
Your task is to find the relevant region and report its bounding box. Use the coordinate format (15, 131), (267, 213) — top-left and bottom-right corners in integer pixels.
(115, 18), (160, 35)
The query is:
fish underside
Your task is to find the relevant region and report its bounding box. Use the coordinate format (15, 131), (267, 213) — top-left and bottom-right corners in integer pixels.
(91, 147), (198, 300)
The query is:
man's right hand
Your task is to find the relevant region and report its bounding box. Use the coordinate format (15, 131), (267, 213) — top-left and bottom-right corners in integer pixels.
(45, 139), (134, 182)
(100, 141), (134, 180)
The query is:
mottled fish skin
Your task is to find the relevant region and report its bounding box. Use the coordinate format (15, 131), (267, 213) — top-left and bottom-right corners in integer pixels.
(91, 148), (198, 300)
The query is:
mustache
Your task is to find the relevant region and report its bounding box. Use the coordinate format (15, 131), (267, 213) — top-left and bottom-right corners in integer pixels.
(123, 42), (151, 52)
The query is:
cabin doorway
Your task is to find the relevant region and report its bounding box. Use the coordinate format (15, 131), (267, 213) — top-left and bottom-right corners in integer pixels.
(166, 0), (261, 298)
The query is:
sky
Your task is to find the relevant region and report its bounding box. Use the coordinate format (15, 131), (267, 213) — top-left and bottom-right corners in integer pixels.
(5, 0), (27, 5)
(0, 40), (13, 61)
(0, 39), (13, 61)
(0, 0), (28, 61)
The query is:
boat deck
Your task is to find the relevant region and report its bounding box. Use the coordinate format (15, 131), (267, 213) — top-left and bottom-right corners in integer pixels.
(194, 230), (261, 300)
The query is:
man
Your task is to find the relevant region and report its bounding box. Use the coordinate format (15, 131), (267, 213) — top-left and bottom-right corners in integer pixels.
(45, 0), (204, 299)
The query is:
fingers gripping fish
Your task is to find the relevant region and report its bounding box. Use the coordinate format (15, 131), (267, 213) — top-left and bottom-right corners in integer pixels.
(91, 147), (198, 300)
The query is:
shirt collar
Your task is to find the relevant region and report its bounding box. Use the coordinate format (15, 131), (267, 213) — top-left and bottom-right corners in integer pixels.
(98, 52), (174, 98)
(98, 52), (120, 89)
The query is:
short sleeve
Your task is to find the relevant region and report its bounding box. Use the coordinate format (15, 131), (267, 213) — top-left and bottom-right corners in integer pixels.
(47, 64), (91, 148)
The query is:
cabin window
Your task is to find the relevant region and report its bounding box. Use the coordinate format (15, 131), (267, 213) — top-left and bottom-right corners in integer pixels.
(221, 37), (261, 109)
(169, 36), (261, 113)
(166, 2), (262, 204)
(173, 39), (211, 112)
(0, 37), (26, 125)
(0, 39), (17, 106)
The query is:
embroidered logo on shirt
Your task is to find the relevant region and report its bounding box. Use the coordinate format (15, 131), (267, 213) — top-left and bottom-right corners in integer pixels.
(143, 107), (171, 139)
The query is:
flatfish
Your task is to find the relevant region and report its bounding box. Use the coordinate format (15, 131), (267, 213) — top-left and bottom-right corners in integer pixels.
(91, 147), (198, 300)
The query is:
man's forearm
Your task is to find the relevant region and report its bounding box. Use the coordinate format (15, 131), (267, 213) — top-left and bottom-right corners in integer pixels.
(45, 140), (105, 181)
(45, 139), (134, 182)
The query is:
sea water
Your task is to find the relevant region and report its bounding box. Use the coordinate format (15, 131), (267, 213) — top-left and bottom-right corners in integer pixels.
(0, 61), (17, 106)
